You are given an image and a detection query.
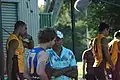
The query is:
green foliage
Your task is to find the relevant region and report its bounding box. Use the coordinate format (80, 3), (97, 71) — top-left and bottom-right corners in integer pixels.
(55, 20), (87, 61)
(39, 0), (120, 61)
(75, 21), (88, 61)
(56, 2), (71, 26)
(54, 1), (89, 61)
(85, 2), (120, 36)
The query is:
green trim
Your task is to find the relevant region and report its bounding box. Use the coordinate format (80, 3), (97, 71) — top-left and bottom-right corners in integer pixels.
(39, 13), (53, 28)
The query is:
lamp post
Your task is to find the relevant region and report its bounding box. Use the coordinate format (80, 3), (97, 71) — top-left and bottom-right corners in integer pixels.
(71, 0), (75, 55)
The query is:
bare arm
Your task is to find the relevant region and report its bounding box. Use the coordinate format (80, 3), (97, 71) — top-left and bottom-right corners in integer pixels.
(46, 64), (77, 78)
(117, 42), (120, 53)
(63, 66), (78, 79)
(63, 51), (78, 79)
(7, 40), (19, 80)
(82, 60), (86, 79)
(52, 51), (78, 78)
(51, 66), (73, 77)
(36, 51), (49, 80)
(102, 38), (114, 67)
(82, 50), (87, 79)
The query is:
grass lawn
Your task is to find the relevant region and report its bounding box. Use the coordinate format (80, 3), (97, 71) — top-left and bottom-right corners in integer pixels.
(4, 62), (83, 80)
(77, 62), (83, 79)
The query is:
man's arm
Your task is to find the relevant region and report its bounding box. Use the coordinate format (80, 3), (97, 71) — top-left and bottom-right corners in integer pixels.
(51, 66), (73, 77)
(117, 42), (120, 53)
(63, 66), (78, 79)
(36, 51), (49, 80)
(102, 38), (114, 68)
(52, 58), (78, 78)
(63, 51), (78, 79)
(7, 39), (19, 80)
(46, 65), (77, 78)
(82, 50), (87, 79)
(82, 60), (86, 79)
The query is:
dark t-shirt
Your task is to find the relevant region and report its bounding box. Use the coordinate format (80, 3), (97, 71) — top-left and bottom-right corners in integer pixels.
(82, 49), (95, 74)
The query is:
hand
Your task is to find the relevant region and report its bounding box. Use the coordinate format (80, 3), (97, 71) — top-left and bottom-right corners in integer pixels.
(23, 34), (32, 43)
(71, 66), (77, 70)
(25, 34), (32, 40)
(23, 73), (31, 80)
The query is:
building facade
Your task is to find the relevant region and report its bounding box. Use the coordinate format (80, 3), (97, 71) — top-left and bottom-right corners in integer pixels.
(0, 0), (39, 79)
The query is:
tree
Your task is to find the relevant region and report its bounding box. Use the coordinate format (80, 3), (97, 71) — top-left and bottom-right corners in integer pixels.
(86, 0), (120, 37)
(39, 0), (120, 61)
(55, 1), (88, 61)
(44, 0), (64, 25)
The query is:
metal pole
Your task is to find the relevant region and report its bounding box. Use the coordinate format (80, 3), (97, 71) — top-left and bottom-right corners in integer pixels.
(71, 0), (75, 54)
(71, 3), (78, 77)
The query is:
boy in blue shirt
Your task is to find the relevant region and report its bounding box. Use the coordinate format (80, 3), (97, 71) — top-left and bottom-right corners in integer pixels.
(24, 28), (57, 80)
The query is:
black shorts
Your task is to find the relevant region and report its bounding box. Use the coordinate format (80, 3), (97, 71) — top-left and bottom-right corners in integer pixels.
(85, 73), (96, 80)
(12, 55), (24, 80)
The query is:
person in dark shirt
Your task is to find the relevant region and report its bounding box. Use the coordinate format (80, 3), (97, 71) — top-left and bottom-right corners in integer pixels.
(82, 39), (96, 80)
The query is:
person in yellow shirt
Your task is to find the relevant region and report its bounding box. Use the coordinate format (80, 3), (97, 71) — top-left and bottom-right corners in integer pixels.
(6, 21), (34, 80)
(107, 31), (120, 80)
(92, 22), (114, 80)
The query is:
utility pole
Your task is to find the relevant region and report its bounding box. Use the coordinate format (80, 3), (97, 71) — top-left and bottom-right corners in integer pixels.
(71, 0), (76, 57)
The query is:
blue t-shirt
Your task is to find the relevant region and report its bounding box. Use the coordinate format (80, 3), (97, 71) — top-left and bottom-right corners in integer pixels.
(47, 46), (77, 80)
(28, 47), (45, 74)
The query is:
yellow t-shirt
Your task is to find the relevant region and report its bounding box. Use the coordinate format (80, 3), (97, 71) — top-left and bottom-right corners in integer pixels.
(92, 34), (105, 67)
(7, 34), (24, 73)
(106, 38), (120, 69)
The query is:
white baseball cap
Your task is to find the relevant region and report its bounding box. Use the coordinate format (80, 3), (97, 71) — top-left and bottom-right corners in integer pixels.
(56, 30), (64, 39)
